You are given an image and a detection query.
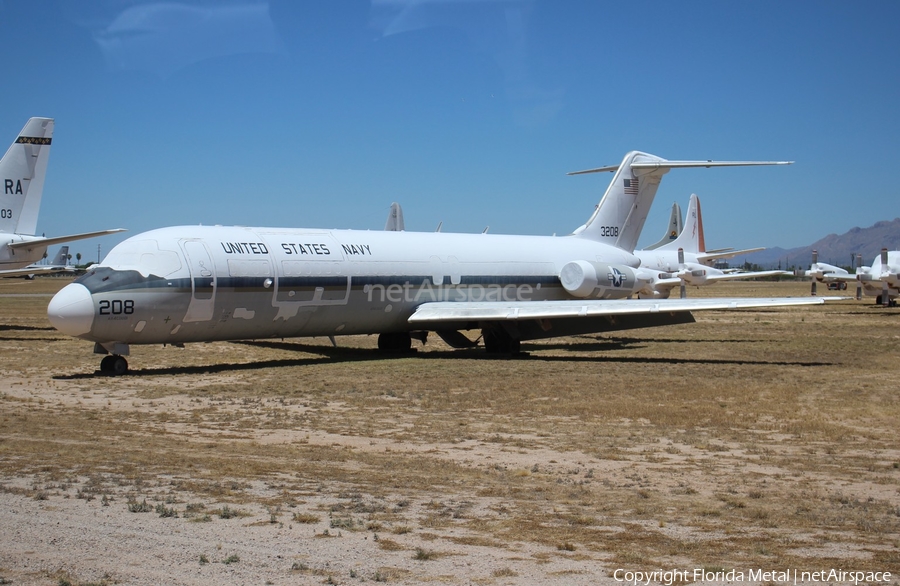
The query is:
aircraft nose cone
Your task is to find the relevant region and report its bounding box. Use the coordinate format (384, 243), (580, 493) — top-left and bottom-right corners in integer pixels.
(48, 283), (94, 337)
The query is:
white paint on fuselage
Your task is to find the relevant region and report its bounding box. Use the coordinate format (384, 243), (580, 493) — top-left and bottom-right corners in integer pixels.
(71, 225), (640, 346)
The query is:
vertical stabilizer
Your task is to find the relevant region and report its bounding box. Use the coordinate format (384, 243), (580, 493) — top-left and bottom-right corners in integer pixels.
(656, 194), (706, 254)
(643, 201), (683, 250)
(50, 245), (70, 266)
(0, 118), (54, 236)
(570, 151), (669, 252)
(384, 202), (405, 231)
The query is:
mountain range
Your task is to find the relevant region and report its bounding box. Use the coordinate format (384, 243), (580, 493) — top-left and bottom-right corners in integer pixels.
(727, 218), (900, 270)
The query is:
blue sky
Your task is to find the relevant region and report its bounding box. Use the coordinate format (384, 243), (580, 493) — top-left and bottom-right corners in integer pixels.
(2, 0), (898, 261)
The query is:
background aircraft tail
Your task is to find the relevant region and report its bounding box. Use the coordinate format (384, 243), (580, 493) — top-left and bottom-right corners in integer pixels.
(384, 202), (405, 231)
(0, 117), (54, 236)
(50, 245), (70, 266)
(570, 152), (791, 253)
(656, 194), (706, 254)
(643, 200), (683, 250)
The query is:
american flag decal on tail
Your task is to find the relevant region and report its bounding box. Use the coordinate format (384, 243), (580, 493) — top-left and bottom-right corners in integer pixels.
(623, 177), (638, 195)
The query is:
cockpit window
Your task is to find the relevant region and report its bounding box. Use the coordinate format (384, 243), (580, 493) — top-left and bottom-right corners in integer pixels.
(102, 239), (183, 277)
(75, 266), (170, 294)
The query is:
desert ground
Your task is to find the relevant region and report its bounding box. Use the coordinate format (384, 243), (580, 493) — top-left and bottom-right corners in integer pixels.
(0, 277), (898, 586)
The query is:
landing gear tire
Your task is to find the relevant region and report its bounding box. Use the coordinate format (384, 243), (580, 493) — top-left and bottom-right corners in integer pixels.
(100, 355), (128, 376)
(482, 329), (521, 356)
(377, 332), (412, 353)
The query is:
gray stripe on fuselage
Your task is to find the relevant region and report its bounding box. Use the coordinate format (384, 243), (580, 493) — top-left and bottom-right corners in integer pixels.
(77, 270), (563, 295)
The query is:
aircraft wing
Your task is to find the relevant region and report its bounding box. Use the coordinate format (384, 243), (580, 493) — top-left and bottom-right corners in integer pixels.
(7, 229), (127, 252)
(820, 273), (861, 282)
(0, 265), (72, 278)
(701, 270), (790, 283)
(696, 247), (765, 262)
(408, 297), (824, 324)
(651, 277), (682, 290)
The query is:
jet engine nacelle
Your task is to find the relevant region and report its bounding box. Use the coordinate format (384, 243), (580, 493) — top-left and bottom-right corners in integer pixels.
(559, 260), (643, 299)
(680, 267), (709, 285)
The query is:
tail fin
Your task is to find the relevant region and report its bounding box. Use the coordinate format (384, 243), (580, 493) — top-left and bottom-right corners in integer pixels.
(643, 201), (683, 250)
(0, 118), (54, 236)
(570, 151), (667, 252)
(569, 151), (791, 253)
(656, 194), (706, 254)
(50, 245), (70, 266)
(384, 202), (405, 231)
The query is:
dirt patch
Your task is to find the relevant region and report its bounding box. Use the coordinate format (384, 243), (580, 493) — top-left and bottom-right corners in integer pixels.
(1, 279), (899, 585)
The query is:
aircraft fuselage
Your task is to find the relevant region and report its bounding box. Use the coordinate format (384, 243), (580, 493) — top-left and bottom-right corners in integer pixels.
(50, 225), (642, 347)
(0, 234), (49, 270)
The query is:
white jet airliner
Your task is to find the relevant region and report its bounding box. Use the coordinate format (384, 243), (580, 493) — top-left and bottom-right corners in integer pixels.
(0, 117), (126, 278)
(48, 151), (823, 375)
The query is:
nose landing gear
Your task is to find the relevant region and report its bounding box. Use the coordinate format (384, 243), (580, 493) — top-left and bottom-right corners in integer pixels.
(99, 355), (128, 376)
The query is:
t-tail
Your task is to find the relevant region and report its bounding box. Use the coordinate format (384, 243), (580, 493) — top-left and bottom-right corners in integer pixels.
(0, 118), (54, 236)
(568, 151), (791, 253)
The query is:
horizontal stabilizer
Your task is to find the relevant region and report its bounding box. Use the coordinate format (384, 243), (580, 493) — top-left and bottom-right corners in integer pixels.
(698, 247), (765, 262)
(8, 228), (127, 251)
(568, 159), (792, 176)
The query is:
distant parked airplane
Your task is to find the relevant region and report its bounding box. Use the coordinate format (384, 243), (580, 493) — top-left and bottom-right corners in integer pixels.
(806, 250), (853, 296)
(858, 249), (900, 306)
(0, 117), (125, 278)
(19, 245), (73, 279)
(805, 248), (900, 306)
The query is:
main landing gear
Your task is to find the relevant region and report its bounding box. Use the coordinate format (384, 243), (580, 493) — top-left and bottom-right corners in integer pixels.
(482, 327), (522, 356)
(99, 355), (128, 376)
(377, 332), (413, 353)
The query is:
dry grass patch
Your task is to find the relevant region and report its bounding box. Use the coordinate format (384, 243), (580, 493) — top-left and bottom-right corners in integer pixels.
(1, 279), (899, 580)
